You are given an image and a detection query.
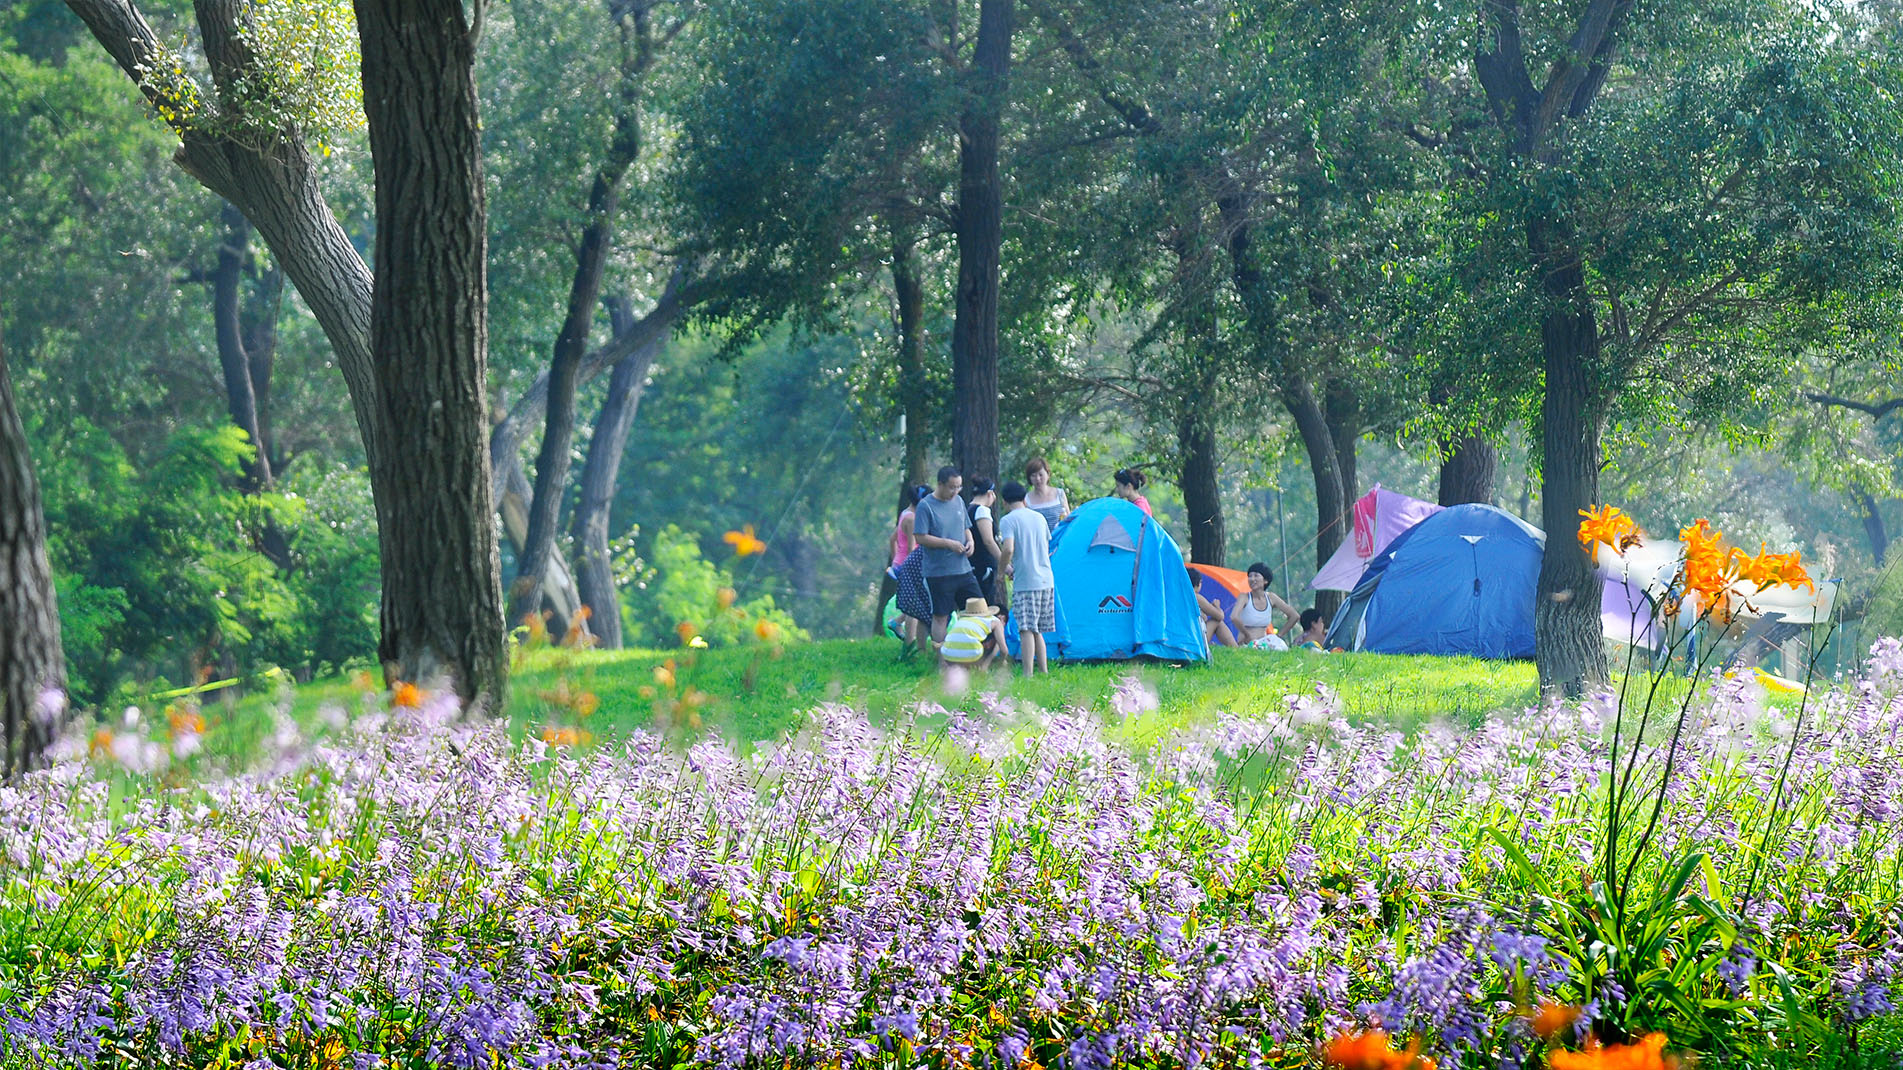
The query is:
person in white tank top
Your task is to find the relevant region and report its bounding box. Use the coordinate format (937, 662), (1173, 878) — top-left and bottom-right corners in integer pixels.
(1229, 561), (1300, 647)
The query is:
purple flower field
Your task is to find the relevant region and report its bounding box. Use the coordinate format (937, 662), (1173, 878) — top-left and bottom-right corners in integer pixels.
(6, 644), (1903, 1068)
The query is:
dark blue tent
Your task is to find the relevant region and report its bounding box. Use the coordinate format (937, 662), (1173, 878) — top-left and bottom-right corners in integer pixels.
(1324, 504), (1545, 659)
(1006, 498), (1207, 662)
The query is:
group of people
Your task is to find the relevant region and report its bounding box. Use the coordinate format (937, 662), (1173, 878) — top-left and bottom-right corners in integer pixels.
(1188, 561), (1330, 652)
(885, 459), (1332, 675)
(887, 459), (1067, 675)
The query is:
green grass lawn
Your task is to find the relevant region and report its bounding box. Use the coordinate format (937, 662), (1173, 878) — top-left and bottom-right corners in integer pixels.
(186, 638), (1540, 760)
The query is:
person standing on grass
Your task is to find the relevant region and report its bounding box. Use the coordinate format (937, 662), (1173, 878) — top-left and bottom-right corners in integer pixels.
(997, 481), (1055, 675)
(887, 485), (930, 649)
(967, 478), (1004, 608)
(1113, 468), (1152, 516)
(1023, 457), (1070, 529)
(912, 465), (981, 649)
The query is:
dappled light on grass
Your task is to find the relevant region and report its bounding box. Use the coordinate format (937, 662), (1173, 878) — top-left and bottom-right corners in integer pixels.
(8, 642), (1903, 1065)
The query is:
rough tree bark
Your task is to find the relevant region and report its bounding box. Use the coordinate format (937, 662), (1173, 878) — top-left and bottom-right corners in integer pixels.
(511, 0), (652, 625)
(571, 296), (671, 650)
(1178, 405), (1224, 566)
(950, 0), (1011, 485)
(354, 0), (506, 708)
(1475, 0), (1633, 692)
(1437, 434), (1498, 506)
(68, 0), (512, 709)
(0, 311), (65, 774)
(1532, 267), (1607, 694)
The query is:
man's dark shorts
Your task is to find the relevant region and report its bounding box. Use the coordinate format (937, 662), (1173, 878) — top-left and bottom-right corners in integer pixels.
(926, 571), (982, 618)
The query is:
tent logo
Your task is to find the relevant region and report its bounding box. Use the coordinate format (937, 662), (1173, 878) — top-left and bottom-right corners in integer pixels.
(1097, 594), (1133, 613)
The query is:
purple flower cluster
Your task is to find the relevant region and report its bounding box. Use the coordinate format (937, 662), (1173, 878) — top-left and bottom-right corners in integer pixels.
(4, 644), (1903, 1066)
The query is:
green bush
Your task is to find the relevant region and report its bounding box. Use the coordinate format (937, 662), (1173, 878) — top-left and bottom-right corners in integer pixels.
(621, 524), (807, 647)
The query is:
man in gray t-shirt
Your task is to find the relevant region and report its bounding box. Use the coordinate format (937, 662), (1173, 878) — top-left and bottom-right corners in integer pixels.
(912, 465), (982, 645)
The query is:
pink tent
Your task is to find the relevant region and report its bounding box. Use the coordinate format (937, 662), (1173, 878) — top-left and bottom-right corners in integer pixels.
(1310, 485), (1442, 591)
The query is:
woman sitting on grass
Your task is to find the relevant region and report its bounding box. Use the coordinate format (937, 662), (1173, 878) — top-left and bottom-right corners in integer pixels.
(1229, 561), (1299, 650)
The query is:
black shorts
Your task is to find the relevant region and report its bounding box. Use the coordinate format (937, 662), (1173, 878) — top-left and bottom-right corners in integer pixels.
(926, 571), (982, 618)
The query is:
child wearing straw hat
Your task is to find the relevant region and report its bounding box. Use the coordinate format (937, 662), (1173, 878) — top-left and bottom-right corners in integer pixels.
(939, 597), (1007, 672)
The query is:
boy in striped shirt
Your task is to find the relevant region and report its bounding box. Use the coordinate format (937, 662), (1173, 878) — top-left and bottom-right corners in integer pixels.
(939, 597), (1006, 673)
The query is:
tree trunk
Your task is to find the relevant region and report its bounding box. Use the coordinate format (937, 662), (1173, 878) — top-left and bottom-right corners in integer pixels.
(1285, 380), (1348, 619)
(1437, 434), (1498, 506)
(1177, 405), (1224, 566)
(893, 233), (931, 496)
(510, 3), (648, 625)
(1533, 253), (1609, 695)
(244, 258), (284, 474)
(65, 0), (381, 455)
(489, 268), (690, 502)
(72, 0), (508, 707)
(212, 204), (274, 490)
(950, 0), (1011, 486)
(1217, 195), (1343, 615)
(354, 0), (505, 710)
(571, 297), (667, 651)
(210, 202), (292, 567)
(0, 309), (65, 774)
(1852, 487), (1891, 566)
(498, 455), (580, 637)
(1324, 374), (1359, 506)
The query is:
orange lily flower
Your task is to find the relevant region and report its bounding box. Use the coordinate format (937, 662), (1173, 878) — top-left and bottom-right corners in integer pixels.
(1578, 505), (1640, 554)
(723, 525), (767, 556)
(1323, 1030), (1437, 1070)
(1549, 1033), (1678, 1070)
(1529, 1001), (1582, 1040)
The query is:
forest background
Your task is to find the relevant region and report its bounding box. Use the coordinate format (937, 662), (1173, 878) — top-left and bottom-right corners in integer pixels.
(5, 0), (1903, 713)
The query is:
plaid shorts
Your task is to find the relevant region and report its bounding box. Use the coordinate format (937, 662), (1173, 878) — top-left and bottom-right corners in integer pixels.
(1011, 587), (1056, 633)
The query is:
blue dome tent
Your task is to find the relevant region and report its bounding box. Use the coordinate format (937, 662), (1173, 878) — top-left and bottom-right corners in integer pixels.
(1324, 504), (1545, 659)
(1006, 498), (1208, 662)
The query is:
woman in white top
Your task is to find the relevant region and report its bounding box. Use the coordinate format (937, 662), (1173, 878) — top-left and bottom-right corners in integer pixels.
(1229, 561), (1300, 648)
(1022, 456), (1069, 530)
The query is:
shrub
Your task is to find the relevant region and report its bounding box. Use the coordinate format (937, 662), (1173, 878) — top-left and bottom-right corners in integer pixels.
(622, 524), (807, 649)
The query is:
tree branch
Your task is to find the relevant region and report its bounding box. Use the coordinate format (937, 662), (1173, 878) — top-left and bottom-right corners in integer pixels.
(488, 264), (700, 500)
(1535, 0), (1628, 134)
(1807, 392), (1903, 420)
(1022, 0), (1161, 136)
(1474, 0), (1536, 137)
